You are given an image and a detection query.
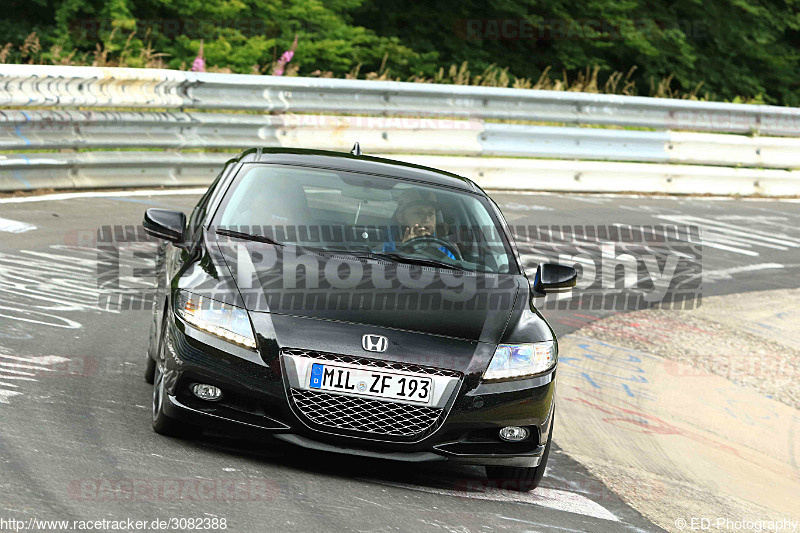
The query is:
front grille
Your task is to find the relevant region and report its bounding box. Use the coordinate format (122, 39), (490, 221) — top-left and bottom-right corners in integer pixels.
(281, 348), (461, 378)
(289, 389), (442, 438)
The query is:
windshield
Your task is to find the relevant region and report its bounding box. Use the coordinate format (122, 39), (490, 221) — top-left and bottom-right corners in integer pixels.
(213, 164), (518, 274)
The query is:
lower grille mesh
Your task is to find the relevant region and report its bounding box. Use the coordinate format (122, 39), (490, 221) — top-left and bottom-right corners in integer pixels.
(289, 389), (441, 438)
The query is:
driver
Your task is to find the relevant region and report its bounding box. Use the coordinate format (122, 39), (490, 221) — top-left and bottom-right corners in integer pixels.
(382, 189), (457, 260)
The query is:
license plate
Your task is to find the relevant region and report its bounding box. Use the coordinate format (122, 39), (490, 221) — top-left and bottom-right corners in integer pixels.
(308, 363), (433, 405)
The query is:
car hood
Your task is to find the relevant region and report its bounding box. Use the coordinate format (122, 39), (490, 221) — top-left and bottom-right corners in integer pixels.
(211, 236), (523, 343)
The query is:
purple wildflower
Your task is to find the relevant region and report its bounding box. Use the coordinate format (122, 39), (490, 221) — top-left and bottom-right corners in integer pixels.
(272, 35), (298, 76)
(191, 41), (205, 72)
(191, 55), (205, 72)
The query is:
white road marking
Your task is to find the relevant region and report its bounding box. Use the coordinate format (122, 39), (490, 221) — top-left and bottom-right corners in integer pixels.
(502, 202), (554, 211)
(0, 246), (149, 407)
(662, 215), (800, 246)
(498, 515), (588, 532)
(0, 245), (153, 331)
(716, 215), (789, 222)
(700, 263), (799, 282)
(0, 389), (23, 403)
(0, 355), (76, 405)
(0, 367), (36, 376)
(657, 214), (800, 256)
(0, 361), (55, 372)
(0, 217), (36, 233)
(0, 354), (70, 365)
(370, 480), (619, 522)
(0, 188), (206, 204)
(562, 196), (612, 204)
(487, 191), (800, 202)
(0, 355), (86, 406)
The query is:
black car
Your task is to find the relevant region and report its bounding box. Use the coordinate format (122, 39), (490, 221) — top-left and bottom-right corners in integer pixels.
(142, 147), (577, 491)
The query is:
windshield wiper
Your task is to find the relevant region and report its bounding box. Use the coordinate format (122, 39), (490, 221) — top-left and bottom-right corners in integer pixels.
(215, 228), (282, 246)
(307, 247), (460, 270)
(213, 232), (463, 271)
(365, 251), (464, 271)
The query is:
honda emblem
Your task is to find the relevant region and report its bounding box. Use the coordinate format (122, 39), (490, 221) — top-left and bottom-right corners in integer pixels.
(362, 334), (388, 353)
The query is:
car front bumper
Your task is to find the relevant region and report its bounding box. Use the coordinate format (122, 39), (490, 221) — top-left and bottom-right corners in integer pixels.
(159, 315), (556, 468)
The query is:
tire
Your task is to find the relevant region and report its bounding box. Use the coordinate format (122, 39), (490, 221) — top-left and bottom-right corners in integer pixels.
(144, 353), (156, 384)
(151, 358), (197, 438)
(485, 411), (554, 492)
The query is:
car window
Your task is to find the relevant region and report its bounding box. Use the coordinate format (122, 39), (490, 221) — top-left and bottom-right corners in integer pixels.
(487, 197), (523, 275)
(187, 162), (234, 241)
(304, 185), (396, 223)
(188, 184), (215, 234)
(214, 164), (518, 274)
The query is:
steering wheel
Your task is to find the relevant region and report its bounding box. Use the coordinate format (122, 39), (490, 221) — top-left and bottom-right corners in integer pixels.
(398, 236), (463, 261)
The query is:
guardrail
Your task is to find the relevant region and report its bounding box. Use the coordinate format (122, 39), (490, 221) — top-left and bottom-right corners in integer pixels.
(1, 64), (799, 195)
(3, 65), (800, 134)
(5, 110), (800, 168)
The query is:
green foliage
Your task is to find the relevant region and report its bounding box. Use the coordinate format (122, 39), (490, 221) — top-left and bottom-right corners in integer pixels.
(352, 0), (800, 105)
(1, 0), (798, 105)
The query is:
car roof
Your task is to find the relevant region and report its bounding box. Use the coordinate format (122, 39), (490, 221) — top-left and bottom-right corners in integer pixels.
(234, 148), (481, 193)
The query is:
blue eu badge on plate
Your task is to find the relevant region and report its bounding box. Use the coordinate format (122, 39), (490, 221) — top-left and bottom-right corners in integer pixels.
(310, 363), (323, 388)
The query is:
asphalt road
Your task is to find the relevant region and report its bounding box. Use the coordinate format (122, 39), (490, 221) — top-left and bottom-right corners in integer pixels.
(1, 189), (799, 532)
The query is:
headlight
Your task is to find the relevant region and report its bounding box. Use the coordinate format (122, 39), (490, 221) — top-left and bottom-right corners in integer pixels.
(176, 291), (257, 349)
(483, 341), (556, 380)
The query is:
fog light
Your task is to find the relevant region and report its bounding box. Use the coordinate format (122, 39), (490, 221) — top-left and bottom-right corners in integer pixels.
(192, 383), (223, 401)
(499, 426), (529, 442)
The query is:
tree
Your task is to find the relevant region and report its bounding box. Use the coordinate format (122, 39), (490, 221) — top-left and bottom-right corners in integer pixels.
(2, 0), (798, 105)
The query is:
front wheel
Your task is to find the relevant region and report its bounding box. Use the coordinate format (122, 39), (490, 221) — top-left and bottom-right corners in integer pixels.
(152, 362), (197, 438)
(144, 353), (156, 384)
(485, 412), (554, 492)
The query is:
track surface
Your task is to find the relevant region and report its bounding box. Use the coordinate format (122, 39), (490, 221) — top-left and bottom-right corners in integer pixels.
(1, 190), (799, 532)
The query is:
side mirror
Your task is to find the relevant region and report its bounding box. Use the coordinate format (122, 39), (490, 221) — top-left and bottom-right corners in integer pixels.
(533, 263), (578, 295)
(143, 208), (186, 245)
